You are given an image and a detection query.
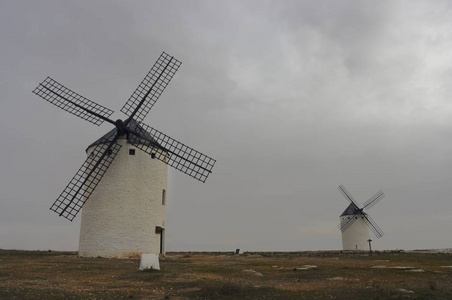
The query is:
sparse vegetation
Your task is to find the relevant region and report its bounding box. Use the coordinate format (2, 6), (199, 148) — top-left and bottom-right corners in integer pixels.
(1, 249), (451, 299)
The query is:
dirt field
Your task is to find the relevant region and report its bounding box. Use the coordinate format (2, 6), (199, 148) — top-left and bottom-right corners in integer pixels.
(1, 249), (451, 299)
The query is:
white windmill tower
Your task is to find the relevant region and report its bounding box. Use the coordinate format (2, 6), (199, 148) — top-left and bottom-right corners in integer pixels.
(33, 52), (216, 258)
(337, 185), (386, 251)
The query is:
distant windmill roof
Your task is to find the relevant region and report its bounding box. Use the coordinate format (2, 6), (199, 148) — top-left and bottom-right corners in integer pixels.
(340, 203), (360, 217)
(86, 119), (161, 152)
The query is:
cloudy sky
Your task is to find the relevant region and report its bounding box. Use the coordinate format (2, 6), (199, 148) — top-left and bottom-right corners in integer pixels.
(1, 0), (452, 252)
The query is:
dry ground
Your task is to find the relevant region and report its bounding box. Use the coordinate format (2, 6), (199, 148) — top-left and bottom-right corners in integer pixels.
(1, 249), (451, 299)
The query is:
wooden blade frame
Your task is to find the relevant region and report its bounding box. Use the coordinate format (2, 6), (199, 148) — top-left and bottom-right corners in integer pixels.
(122, 52), (182, 123)
(127, 122), (216, 183)
(50, 138), (121, 221)
(338, 185), (360, 209)
(338, 215), (359, 232)
(363, 213), (384, 238)
(363, 190), (385, 210)
(33, 77), (114, 126)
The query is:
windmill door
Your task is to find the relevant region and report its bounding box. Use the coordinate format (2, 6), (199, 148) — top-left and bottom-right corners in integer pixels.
(155, 226), (165, 254)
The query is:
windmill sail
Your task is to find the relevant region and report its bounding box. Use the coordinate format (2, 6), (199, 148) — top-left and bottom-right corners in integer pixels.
(128, 122), (216, 183)
(363, 190), (385, 210)
(363, 214), (384, 238)
(122, 52), (182, 123)
(33, 77), (114, 126)
(338, 184), (360, 209)
(50, 139), (122, 221)
(338, 214), (359, 232)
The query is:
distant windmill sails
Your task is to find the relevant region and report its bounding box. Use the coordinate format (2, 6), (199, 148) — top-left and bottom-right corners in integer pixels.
(337, 185), (386, 251)
(33, 52), (216, 257)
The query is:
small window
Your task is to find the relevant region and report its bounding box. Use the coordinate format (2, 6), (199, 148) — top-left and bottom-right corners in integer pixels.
(151, 153), (156, 159)
(129, 149), (135, 155)
(162, 189), (166, 205)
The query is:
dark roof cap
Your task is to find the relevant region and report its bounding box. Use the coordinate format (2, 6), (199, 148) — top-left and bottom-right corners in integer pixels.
(340, 203), (360, 216)
(86, 119), (160, 152)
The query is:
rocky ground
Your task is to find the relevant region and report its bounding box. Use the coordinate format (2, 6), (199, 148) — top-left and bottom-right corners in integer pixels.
(1, 249), (452, 299)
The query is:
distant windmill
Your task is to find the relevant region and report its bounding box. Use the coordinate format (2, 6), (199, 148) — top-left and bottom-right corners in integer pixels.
(337, 185), (386, 251)
(33, 52), (216, 257)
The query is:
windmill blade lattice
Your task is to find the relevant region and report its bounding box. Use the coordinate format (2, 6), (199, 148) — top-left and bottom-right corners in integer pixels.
(33, 77), (114, 126)
(121, 52), (182, 123)
(339, 215), (359, 232)
(338, 184), (360, 209)
(50, 139), (122, 221)
(363, 190), (385, 210)
(128, 122), (216, 183)
(363, 214), (384, 238)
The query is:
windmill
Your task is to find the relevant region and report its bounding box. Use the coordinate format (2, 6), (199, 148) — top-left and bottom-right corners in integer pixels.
(33, 52), (216, 257)
(337, 184), (385, 251)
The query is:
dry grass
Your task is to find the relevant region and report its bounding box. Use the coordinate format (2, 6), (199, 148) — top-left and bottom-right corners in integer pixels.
(1, 249), (451, 299)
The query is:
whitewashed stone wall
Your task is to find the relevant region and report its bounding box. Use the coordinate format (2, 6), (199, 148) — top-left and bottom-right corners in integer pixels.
(78, 137), (168, 258)
(340, 215), (370, 251)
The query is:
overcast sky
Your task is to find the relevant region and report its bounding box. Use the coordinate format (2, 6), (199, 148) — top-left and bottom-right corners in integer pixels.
(1, 0), (452, 252)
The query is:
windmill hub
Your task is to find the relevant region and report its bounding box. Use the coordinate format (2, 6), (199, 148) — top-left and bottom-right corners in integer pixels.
(115, 119), (126, 136)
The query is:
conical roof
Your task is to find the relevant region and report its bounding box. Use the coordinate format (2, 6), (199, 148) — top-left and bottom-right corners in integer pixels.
(340, 203), (360, 217)
(86, 119), (161, 152)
